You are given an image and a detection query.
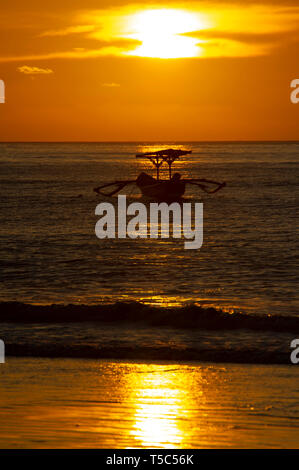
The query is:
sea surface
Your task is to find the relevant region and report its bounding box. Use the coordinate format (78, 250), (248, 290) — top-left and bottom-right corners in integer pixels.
(0, 142), (298, 363)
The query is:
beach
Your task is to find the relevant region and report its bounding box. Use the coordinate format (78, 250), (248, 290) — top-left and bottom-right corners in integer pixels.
(0, 357), (298, 449)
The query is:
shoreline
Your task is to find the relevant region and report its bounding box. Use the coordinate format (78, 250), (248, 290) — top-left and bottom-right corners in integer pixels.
(3, 346), (294, 365)
(0, 357), (298, 449)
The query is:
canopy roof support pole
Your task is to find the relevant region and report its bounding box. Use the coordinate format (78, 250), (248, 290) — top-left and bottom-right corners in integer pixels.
(164, 156), (176, 179)
(148, 156), (163, 180)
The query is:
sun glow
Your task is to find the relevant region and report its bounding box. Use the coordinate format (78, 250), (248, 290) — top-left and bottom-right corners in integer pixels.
(126, 9), (206, 58)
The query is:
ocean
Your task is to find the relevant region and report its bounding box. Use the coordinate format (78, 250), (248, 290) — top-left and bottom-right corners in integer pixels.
(0, 141), (298, 364)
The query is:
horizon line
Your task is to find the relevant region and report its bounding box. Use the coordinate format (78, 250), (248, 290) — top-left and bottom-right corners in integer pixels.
(0, 140), (299, 144)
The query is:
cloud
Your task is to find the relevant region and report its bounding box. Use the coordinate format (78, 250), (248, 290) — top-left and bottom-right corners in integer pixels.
(1, 3), (298, 63)
(17, 65), (54, 74)
(183, 29), (299, 46)
(102, 82), (120, 87)
(180, 26), (299, 57)
(0, 38), (142, 63)
(40, 25), (96, 37)
(0, 50), (106, 63)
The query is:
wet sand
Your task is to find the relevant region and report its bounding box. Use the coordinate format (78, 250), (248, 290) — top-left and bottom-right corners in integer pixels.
(0, 357), (298, 448)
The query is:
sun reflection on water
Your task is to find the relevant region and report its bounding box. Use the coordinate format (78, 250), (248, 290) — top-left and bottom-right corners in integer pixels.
(125, 364), (198, 448)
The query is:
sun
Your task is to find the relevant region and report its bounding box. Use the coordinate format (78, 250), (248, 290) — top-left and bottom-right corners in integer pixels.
(125, 9), (206, 59)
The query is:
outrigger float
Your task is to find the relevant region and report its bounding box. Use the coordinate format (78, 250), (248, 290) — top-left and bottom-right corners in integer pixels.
(93, 148), (226, 201)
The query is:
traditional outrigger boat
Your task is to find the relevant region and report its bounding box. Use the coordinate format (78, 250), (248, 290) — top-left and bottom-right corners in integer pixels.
(93, 148), (226, 200)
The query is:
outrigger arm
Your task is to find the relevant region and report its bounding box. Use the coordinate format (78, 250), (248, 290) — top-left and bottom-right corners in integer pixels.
(185, 178), (226, 193)
(93, 179), (136, 197)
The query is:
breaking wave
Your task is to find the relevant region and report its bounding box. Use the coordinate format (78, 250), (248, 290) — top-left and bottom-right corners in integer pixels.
(0, 301), (298, 333)
(1, 302), (298, 364)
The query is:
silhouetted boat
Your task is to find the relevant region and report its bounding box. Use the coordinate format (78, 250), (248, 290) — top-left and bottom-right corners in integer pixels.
(94, 148), (226, 200)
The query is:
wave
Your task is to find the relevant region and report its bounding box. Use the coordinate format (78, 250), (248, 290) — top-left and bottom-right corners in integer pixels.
(0, 301), (298, 333)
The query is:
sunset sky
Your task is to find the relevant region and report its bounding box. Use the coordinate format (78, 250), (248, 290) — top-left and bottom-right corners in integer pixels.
(0, 0), (298, 141)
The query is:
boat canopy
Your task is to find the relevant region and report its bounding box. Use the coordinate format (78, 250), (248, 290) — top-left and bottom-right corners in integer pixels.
(136, 148), (192, 179)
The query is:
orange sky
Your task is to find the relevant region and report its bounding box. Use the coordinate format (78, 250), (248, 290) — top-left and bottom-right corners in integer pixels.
(0, 0), (298, 141)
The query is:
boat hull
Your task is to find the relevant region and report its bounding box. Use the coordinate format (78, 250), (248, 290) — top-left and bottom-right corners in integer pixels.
(136, 172), (185, 200)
